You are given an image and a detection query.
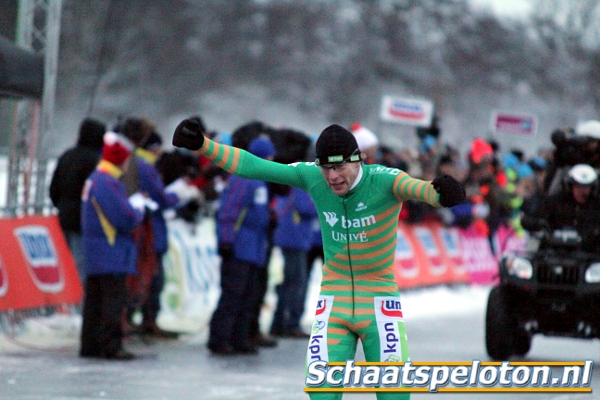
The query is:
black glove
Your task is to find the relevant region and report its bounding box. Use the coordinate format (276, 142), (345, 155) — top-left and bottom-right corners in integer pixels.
(172, 118), (205, 150)
(218, 244), (234, 259)
(432, 175), (466, 207)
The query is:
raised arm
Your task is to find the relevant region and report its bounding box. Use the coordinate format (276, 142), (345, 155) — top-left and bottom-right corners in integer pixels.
(393, 171), (465, 208)
(393, 171), (441, 206)
(173, 118), (307, 189)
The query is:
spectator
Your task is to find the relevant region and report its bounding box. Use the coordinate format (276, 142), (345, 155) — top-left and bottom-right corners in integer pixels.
(521, 156), (548, 218)
(525, 164), (600, 234)
(79, 132), (144, 360)
(304, 215), (324, 308)
(270, 186), (317, 338)
(350, 123), (380, 165)
(208, 136), (276, 355)
(50, 117), (106, 282)
(380, 145), (408, 171)
(138, 131), (199, 339)
(247, 192), (278, 349)
(120, 117), (179, 335)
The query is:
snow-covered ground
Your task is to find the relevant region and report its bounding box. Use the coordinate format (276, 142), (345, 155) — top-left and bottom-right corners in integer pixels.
(0, 283), (492, 353)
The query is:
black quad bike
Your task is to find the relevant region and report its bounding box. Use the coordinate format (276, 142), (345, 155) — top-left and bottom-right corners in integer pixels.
(485, 227), (600, 360)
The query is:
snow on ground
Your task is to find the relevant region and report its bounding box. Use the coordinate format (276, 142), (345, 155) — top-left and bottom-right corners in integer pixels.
(0, 282), (492, 353)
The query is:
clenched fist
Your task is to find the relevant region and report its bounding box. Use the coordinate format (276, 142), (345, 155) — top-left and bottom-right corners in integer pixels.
(432, 175), (466, 207)
(172, 118), (205, 151)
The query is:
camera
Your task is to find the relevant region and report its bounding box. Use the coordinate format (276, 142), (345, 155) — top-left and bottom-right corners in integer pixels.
(551, 128), (600, 167)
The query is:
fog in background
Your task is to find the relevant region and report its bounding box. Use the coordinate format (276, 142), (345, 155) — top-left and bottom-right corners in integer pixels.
(2, 0), (600, 158)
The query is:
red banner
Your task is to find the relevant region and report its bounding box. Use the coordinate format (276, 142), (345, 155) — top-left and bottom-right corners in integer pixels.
(0, 215), (83, 311)
(394, 221), (495, 289)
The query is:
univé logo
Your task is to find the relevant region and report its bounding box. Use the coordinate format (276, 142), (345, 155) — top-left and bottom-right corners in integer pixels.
(14, 226), (64, 293)
(0, 255), (7, 297)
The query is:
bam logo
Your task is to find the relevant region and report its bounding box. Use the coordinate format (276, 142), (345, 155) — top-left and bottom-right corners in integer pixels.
(341, 215), (376, 228)
(322, 212), (376, 228)
(0, 255), (7, 297)
(14, 226), (64, 293)
(322, 212), (338, 227)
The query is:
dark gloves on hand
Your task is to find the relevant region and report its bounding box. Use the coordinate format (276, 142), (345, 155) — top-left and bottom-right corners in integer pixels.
(432, 175), (466, 207)
(218, 244), (234, 259)
(172, 118), (205, 151)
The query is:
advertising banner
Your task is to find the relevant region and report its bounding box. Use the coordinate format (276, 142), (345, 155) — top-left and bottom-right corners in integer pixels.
(490, 110), (538, 136)
(380, 96), (434, 127)
(0, 216), (83, 311)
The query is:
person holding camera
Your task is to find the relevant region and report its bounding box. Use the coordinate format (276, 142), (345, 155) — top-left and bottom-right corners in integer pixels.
(524, 164), (600, 235)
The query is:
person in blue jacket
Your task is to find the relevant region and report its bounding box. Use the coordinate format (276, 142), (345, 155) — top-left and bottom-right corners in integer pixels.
(270, 187), (317, 338)
(120, 118), (181, 336)
(137, 131), (199, 339)
(208, 136), (276, 355)
(79, 132), (145, 360)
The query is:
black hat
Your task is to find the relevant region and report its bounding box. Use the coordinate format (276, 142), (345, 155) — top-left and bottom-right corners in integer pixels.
(315, 124), (361, 165)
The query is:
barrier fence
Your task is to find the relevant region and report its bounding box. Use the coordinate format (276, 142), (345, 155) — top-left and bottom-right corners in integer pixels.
(0, 215), (526, 333)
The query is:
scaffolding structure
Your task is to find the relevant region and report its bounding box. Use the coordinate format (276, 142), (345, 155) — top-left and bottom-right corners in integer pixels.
(5, 0), (62, 217)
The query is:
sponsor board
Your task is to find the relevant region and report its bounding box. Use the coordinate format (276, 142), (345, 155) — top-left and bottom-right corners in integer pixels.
(490, 110), (538, 136)
(0, 216), (82, 311)
(394, 228), (419, 281)
(413, 226), (446, 277)
(14, 225), (64, 293)
(0, 255), (7, 297)
(380, 96), (434, 127)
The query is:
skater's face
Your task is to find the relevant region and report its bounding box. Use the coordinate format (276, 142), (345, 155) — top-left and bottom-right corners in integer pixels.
(319, 161), (361, 196)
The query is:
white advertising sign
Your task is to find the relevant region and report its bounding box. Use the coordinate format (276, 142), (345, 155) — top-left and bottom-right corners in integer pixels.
(380, 96), (434, 127)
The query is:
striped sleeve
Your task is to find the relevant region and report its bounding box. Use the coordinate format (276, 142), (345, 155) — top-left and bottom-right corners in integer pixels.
(198, 137), (308, 189)
(392, 171), (441, 206)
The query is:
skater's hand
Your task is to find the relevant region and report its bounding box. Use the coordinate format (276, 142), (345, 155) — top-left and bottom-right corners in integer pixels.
(218, 244), (234, 259)
(432, 175), (466, 207)
(173, 118), (205, 150)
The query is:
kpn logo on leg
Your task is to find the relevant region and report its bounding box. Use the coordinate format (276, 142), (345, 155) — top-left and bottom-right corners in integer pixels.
(14, 226), (64, 293)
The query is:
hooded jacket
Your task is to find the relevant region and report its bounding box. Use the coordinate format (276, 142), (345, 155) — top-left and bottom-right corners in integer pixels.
(50, 118), (106, 232)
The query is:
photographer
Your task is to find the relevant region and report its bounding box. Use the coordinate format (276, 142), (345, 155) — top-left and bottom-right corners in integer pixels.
(524, 164), (600, 236)
(545, 121), (600, 192)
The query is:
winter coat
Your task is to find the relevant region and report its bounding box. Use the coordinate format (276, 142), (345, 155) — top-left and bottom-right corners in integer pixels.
(136, 149), (178, 254)
(81, 160), (144, 276)
(217, 175), (270, 266)
(50, 123), (105, 232)
(273, 187), (317, 251)
(539, 190), (600, 233)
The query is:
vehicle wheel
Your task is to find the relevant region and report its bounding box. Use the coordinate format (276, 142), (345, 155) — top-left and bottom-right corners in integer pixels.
(485, 286), (515, 360)
(513, 331), (532, 357)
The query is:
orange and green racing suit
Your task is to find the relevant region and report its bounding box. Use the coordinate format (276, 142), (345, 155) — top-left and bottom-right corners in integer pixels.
(197, 137), (441, 400)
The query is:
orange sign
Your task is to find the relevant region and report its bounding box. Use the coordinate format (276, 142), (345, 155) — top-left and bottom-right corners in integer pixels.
(394, 221), (472, 289)
(0, 215), (83, 311)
